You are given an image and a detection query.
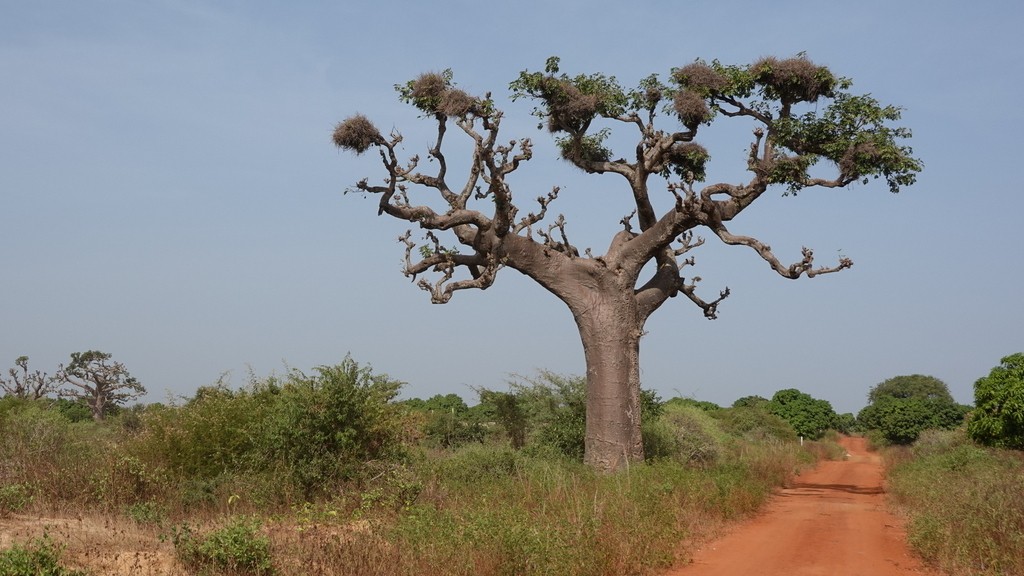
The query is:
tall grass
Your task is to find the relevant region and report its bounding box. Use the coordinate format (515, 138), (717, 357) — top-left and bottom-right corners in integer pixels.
(0, 368), (831, 576)
(887, 429), (1024, 576)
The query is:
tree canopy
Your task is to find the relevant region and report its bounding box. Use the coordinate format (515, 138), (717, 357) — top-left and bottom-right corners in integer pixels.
(868, 374), (955, 404)
(968, 353), (1024, 449)
(57, 350), (145, 421)
(858, 374), (964, 444)
(767, 388), (837, 440)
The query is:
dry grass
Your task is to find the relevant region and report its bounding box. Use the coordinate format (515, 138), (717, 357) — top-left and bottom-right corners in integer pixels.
(1, 514), (184, 575)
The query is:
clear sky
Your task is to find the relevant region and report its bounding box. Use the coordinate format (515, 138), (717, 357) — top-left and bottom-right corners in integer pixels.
(2, 0), (1021, 415)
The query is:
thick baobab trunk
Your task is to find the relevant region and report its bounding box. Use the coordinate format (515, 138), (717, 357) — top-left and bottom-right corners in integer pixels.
(573, 294), (644, 472)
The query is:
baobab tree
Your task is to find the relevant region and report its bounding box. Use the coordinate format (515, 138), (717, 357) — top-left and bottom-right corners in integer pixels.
(57, 350), (145, 421)
(333, 55), (920, 471)
(0, 356), (57, 400)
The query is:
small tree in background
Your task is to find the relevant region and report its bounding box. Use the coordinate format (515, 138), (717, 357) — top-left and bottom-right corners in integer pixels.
(768, 388), (837, 440)
(57, 350), (145, 421)
(968, 353), (1024, 449)
(732, 395), (770, 410)
(858, 374), (965, 444)
(0, 356), (57, 400)
(868, 374), (955, 404)
(478, 390), (528, 449)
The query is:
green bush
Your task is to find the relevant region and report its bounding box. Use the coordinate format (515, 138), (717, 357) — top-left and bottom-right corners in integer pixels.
(713, 406), (797, 442)
(253, 357), (405, 494)
(888, 432), (1024, 575)
(643, 403), (724, 465)
(405, 394), (487, 449)
(0, 535), (87, 576)
(0, 484), (33, 516)
(171, 517), (274, 575)
(858, 396), (964, 445)
(968, 352), (1024, 449)
(125, 500), (166, 525)
(0, 403), (101, 504)
(767, 388), (837, 440)
(858, 374), (966, 445)
(123, 356), (408, 503)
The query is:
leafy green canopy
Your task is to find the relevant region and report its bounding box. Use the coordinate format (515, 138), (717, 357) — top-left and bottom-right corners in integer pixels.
(858, 374), (965, 445)
(767, 388), (837, 440)
(868, 374), (955, 404)
(508, 54), (920, 193)
(968, 353), (1024, 449)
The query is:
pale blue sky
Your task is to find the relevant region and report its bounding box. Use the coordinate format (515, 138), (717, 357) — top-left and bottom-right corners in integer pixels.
(2, 0), (1021, 414)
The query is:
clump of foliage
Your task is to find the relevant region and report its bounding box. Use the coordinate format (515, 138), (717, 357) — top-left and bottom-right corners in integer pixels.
(967, 353), (1024, 449)
(401, 393), (487, 449)
(858, 375), (967, 445)
(0, 534), (87, 576)
(643, 402), (725, 465)
(0, 483), (33, 516)
(171, 517), (274, 575)
(888, 429), (1024, 575)
(126, 356), (408, 505)
(713, 404), (797, 442)
(483, 371), (662, 460)
(767, 388), (837, 440)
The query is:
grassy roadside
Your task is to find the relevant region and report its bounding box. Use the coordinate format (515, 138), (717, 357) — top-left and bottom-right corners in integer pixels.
(0, 370), (846, 576)
(885, 429), (1024, 576)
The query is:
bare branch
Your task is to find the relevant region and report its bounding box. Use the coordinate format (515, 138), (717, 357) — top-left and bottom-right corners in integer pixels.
(537, 214), (579, 257)
(680, 279), (731, 319)
(399, 231), (500, 303)
(710, 223), (853, 279)
(0, 356), (56, 400)
(514, 186), (561, 236)
(673, 230), (704, 256)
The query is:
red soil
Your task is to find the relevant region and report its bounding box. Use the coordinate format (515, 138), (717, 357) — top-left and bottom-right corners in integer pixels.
(667, 436), (940, 576)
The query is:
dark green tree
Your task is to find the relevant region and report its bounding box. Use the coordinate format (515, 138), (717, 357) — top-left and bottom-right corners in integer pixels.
(768, 388), (837, 440)
(858, 374), (964, 444)
(478, 390), (527, 449)
(868, 374), (954, 404)
(333, 55), (920, 471)
(732, 395), (770, 409)
(418, 393), (486, 448)
(56, 350), (144, 421)
(256, 357), (405, 492)
(968, 353), (1024, 449)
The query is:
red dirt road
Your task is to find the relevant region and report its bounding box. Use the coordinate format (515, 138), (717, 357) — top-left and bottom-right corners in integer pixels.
(667, 437), (939, 576)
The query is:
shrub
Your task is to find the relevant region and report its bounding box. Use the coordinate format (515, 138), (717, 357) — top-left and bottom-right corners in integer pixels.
(407, 394), (486, 449)
(0, 535), (87, 576)
(253, 357), (406, 494)
(171, 517), (274, 575)
(0, 484), (32, 516)
(858, 396), (964, 445)
(888, 435), (1024, 575)
(125, 500), (166, 525)
(713, 406), (797, 442)
(767, 388), (837, 440)
(643, 403), (724, 465)
(859, 374), (966, 445)
(968, 352), (1024, 449)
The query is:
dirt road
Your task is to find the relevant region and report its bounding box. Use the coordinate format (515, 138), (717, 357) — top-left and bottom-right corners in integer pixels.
(667, 436), (938, 576)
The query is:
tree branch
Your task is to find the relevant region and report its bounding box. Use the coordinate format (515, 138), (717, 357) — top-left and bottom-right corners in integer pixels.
(710, 223), (853, 279)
